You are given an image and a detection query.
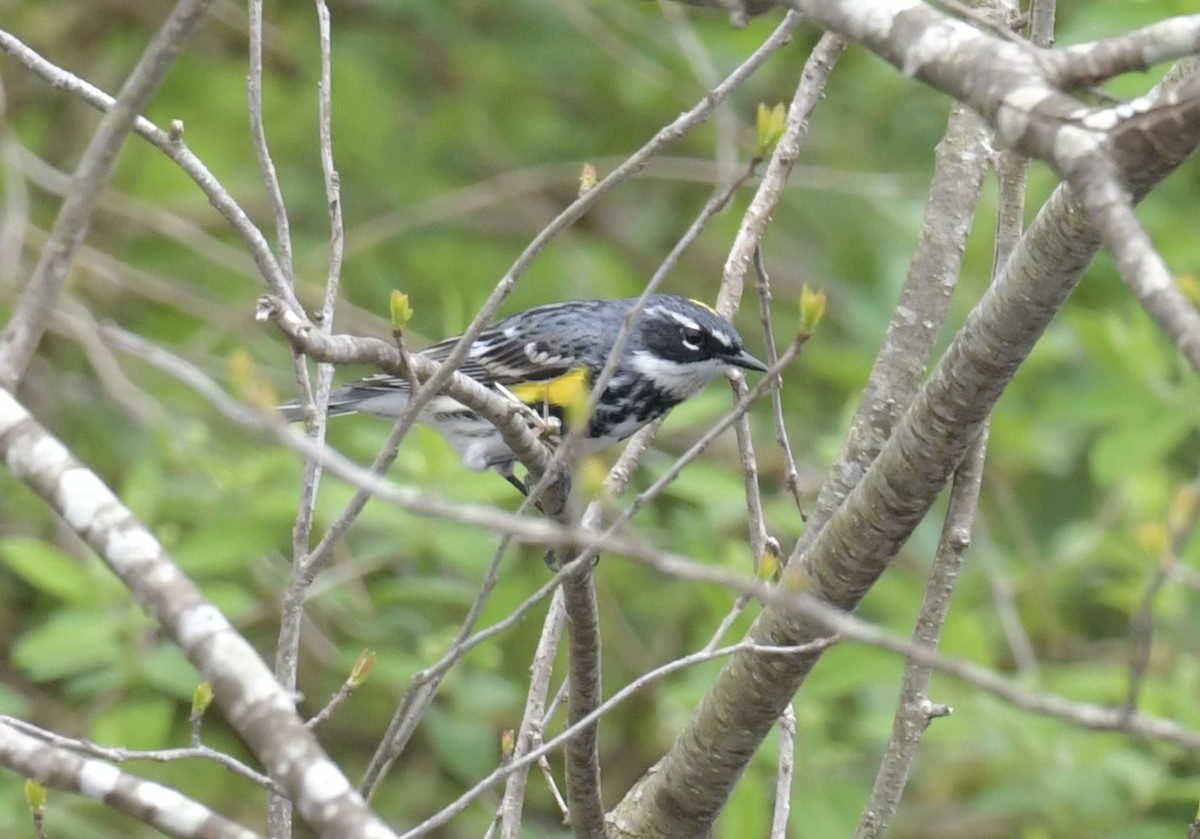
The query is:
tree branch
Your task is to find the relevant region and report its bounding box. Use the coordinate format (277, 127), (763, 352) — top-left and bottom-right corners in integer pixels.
(0, 390), (395, 838)
(561, 566), (605, 839)
(256, 294), (559, 485)
(0, 720), (261, 839)
(610, 58), (1200, 838)
(0, 0), (215, 390)
(797, 101), (993, 548)
(854, 428), (986, 839)
(0, 28), (301, 313)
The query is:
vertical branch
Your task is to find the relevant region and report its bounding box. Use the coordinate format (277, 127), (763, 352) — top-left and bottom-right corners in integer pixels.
(754, 247), (804, 513)
(560, 567), (605, 839)
(311, 0), (345, 402)
(266, 2), (343, 835)
(717, 34), (846, 559)
(856, 3), (1037, 821)
(853, 429), (987, 839)
(769, 706), (796, 839)
(247, 0), (294, 281)
(786, 101), (993, 564)
(499, 593), (568, 837)
(1028, 0), (1058, 47)
(0, 0), (215, 390)
(0, 80), (29, 288)
(1124, 475), (1200, 715)
(247, 0), (313, 456)
(717, 31), (846, 318)
(287, 0), (344, 557)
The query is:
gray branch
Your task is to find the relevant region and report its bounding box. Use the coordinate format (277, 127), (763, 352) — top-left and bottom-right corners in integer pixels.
(0, 28), (301, 314)
(0, 720), (261, 839)
(0, 390), (395, 839)
(609, 59), (1200, 839)
(0, 0), (215, 390)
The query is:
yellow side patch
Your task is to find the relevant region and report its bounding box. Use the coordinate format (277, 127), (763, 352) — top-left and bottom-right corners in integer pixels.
(509, 367), (592, 431)
(687, 297), (719, 316)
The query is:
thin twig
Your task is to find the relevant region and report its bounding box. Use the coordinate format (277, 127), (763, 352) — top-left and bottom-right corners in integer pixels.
(854, 428), (988, 839)
(1124, 474), (1200, 715)
(247, 0), (293, 281)
(0, 716), (280, 794)
(0, 28), (299, 309)
(396, 638), (835, 839)
(499, 591), (568, 837)
(769, 706), (797, 839)
(754, 247), (806, 514)
(0, 0), (216, 390)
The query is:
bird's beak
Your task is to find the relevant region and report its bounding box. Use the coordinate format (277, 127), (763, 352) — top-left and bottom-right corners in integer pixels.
(727, 348), (769, 372)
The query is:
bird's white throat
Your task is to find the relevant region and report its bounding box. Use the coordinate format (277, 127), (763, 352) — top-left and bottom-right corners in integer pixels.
(630, 350), (728, 400)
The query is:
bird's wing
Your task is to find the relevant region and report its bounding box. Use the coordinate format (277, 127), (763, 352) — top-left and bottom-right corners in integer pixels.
(419, 326), (581, 386)
(333, 320), (587, 402)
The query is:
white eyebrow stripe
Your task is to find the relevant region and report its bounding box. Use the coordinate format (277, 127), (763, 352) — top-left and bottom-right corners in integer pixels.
(650, 306), (701, 332)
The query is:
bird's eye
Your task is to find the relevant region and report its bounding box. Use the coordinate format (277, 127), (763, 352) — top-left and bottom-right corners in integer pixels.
(680, 326), (705, 352)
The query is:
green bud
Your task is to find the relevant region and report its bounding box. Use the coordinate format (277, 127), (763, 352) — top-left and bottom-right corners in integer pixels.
(756, 102), (787, 157)
(799, 285), (826, 334)
(579, 162), (597, 194)
(25, 779), (46, 811)
(192, 681), (214, 716)
(350, 649), (376, 687)
(757, 548), (781, 581)
(390, 291), (414, 330)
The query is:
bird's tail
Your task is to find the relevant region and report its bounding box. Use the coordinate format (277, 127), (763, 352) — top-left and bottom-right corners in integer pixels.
(276, 390), (364, 423)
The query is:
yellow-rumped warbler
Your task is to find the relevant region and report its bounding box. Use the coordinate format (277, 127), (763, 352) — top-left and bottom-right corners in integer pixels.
(279, 294), (767, 488)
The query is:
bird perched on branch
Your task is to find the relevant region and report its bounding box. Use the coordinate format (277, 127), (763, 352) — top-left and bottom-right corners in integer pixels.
(279, 294), (767, 491)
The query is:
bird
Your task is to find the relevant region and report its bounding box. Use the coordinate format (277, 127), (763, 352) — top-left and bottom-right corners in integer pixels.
(279, 294), (768, 491)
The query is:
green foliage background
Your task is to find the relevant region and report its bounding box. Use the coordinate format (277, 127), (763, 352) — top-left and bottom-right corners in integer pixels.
(1, 1), (1198, 837)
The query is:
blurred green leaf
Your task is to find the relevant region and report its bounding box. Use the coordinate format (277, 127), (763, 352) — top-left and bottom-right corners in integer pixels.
(0, 538), (103, 604)
(426, 706), (499, 782)
(12, 610), (124, 683)
(90, 695), (175, 751)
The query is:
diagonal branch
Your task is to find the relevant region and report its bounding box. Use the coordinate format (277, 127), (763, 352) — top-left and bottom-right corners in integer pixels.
(255, 294), (559, 490)
(778, 2), (1200, 378)
(0, 390), (395, 838)
(0, 28), (301, 313)
(0, 0), (215, 391)
(0, 720), (262, 839)
(609, 60), (1200, 839)
(854, 428), (987, 839)
(1043, 16), (1200, 86)
(392, 12), (803, 444)
(797, 101), (993, 548)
